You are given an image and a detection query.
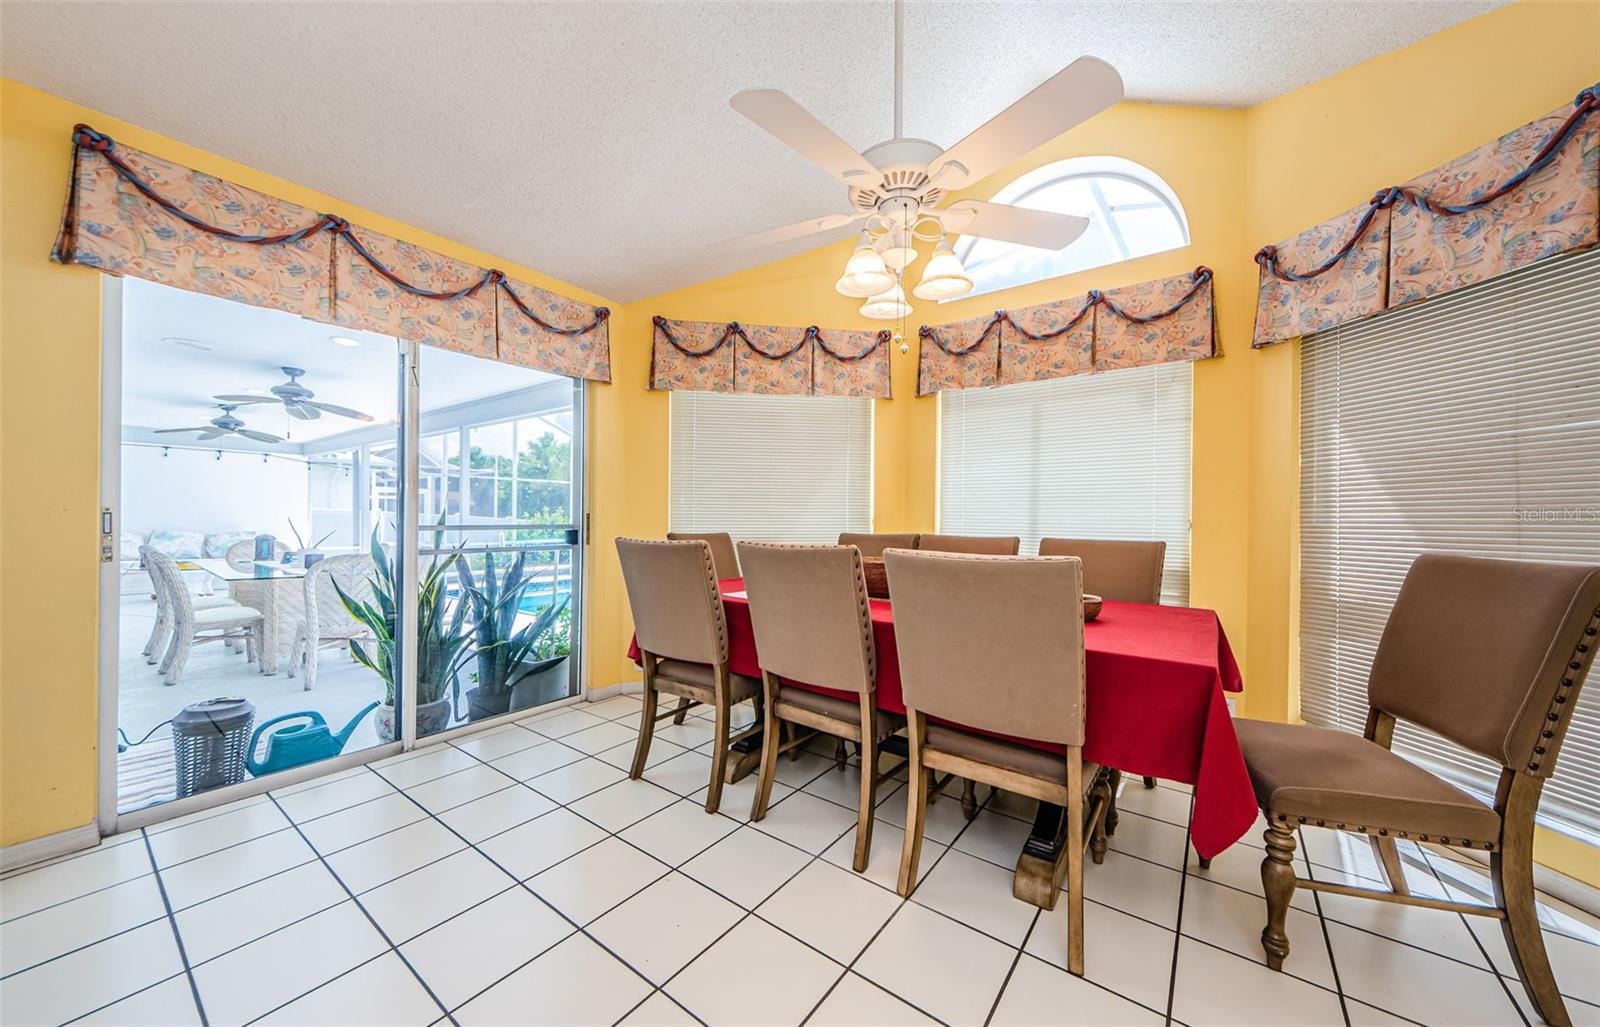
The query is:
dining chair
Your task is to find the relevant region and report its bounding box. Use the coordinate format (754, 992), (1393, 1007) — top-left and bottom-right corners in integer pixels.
(837, 532), (920, 558)
(738, 542), (903, 870)
(139, 544), (241, 663)
(144, 548), (265, 685)
(1039, 537), (1167, 790)
(915, 533), (1020, 555)
(1236, 553), (1600, 1027)
(883, 547), (1111, 975)
(665, 531), (740, 580)
(616, 537), (762, 813)
(287, 554), (377, 690)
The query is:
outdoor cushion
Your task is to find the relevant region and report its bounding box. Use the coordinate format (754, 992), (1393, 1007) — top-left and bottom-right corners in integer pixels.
(1234, 718), (1501, 844)
(146, 529), (205, 560)
(204, 531), (257, 559)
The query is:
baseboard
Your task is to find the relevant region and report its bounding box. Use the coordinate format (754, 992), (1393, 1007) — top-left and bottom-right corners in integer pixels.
(585, 680), (643, 700)
(0, 823), (101, 874)
(1431, 843), (1599, 917)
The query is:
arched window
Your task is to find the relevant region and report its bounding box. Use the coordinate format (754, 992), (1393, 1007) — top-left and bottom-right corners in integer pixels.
(952, 156), (1189, 300)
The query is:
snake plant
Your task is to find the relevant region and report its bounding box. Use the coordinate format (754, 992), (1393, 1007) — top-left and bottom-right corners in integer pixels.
(457, 549), (572, 699)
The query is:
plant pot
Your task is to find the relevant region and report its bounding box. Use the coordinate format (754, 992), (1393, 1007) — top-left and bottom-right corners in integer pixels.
(510, 656), (571, 713)
(464, 686), (512, 722)
(372, 697), (453, 742)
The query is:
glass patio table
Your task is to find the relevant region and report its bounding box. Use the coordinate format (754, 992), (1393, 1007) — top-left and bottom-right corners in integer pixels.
(185, 559), (307, 673)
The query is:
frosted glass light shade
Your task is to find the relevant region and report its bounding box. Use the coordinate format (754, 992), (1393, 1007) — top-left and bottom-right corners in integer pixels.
(835, 232), (894, 297)
(879, 228), (918, 270)
(912, 238), (974, 300)
(860, 282), (912, 320)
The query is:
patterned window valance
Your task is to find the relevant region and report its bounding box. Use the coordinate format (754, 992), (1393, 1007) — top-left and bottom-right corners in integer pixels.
(1252, 85), (1599, 347)
(917, 266), (1216, 396)
(51, 125), (611, 382)
(650, 318), (892, 398)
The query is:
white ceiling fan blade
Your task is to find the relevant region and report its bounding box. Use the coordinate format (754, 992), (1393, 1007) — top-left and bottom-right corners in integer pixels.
(928, 56), (1124, 189)
(709, 212), (866, 252)
(729, 89), (880, 187)
(284, 401), (320, 421)
(940, 200), (1090, 250)
(153, 427), (211, 434)
(236, 429), (285, 444)
(303, 400), (375, 422)
(195, 428), (228, 441)
(213, 394), (277, 405)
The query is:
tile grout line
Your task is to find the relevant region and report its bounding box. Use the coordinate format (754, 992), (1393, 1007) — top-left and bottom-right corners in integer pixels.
(1295, 829), (1353, 1027)
(140, 827), (211, 1027)
(1416, 844), (1535, 1027)
(982, 905), (1042, 1027)
(1162, 789), (1196, 1027)
(259, 791), (458, 1027)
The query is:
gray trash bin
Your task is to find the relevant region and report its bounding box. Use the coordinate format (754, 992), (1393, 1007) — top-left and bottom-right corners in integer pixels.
(172, 697), (256, 799)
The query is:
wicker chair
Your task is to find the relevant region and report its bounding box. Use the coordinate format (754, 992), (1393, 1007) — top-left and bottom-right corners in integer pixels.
(287, 554), (378, 690)
(224, 537), (290, 572)
(140, 544), (241, 663)
(145, 548), (265, 685)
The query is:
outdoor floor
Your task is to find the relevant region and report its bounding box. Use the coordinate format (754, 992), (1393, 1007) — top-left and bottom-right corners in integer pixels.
(3, 694), (1596, 1027)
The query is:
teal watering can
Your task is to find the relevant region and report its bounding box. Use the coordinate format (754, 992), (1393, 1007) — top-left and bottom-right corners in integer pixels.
(246, 701), (380, 777)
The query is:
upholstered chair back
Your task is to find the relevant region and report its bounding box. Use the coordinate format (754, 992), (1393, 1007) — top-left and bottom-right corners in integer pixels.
(665, 531), (740, 580)
(916, 533), (1021, 556)
(837, 532), (920, 558)
(1366, 553), (1600, 777)
(738, 542), (876, 695)
(1038, 538), (1166, 604)
(885, 549), (1085, 745)
(617, 538), (728, 666)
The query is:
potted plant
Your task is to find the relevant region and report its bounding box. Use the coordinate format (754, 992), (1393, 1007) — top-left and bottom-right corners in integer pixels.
(511, 605), (573, 712)
(333, 526), (475, 741)
(457, 550), (571, 721)
(285, 520), (336, 566)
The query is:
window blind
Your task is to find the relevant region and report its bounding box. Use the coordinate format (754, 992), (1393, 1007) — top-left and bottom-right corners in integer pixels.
(669, 391), (872, 544)
(1300, 246), (1600, 839)
(938, 362), (1192, 605)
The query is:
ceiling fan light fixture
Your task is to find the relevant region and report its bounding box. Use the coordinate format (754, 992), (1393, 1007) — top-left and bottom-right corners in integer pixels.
(835, 232), (895, 297)
(878, 227), (919, 271)
(329, 335), (361, 348)
(912, 237), (975, 301)
(859, 281), (912, 321)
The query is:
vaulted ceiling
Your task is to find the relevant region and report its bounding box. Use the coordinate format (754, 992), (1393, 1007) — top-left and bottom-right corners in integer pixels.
(1, 1), (1501, 301)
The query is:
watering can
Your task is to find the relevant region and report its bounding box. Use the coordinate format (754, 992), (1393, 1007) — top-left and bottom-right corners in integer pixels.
(245, 701), (380, 777)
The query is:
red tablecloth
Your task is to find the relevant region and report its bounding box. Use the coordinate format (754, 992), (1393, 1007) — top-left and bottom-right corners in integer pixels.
(627, 578), (1254, 858)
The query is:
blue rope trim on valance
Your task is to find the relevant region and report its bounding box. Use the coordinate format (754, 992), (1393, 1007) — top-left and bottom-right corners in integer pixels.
(920, 266), (1213, 353)
(813, 327), (894, 362)
(1255, 84), (1599, 282)
(56, 124), (609, 335)
(653, 319), (892, 361)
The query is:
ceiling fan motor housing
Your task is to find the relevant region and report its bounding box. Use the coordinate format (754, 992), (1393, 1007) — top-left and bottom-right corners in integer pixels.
(849, 138), (947, 219)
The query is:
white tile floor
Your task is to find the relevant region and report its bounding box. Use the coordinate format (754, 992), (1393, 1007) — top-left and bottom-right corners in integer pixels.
(4, 695), (1597, 1027)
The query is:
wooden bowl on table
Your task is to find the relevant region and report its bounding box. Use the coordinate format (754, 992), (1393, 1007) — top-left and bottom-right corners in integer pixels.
(1083, 594), (1103, 621)
(861, 557), (891, 599)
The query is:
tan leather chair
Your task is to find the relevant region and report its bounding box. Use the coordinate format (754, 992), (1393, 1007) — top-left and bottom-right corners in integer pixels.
(883, 548), (1110, 976)
(616, 538), (761, 814)
(1237, 553), (1600, 1027)
(1039, 537), (1168, 790)
(666, 531), (739, 580)
(916, 533), (1020, 555)
(837, 532), (920, 558)
(1037, 538), (1165, 604)
(738, 542), (902, 871)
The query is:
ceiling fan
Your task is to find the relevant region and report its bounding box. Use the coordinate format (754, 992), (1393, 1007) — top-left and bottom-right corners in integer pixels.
(215, 366), (375, 422)
(154, 404), (285, 444)
(715, 0), (1124, 313)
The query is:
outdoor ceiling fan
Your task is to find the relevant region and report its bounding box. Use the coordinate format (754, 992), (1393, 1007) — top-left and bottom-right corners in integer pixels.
(714, 0), (1124, 311)
(215, 366), (375, 423)
(154, 404), (285, 444)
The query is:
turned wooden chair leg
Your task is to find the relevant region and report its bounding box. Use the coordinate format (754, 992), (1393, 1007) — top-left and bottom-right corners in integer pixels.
(630, 677), (659, 779)
(1105, 769), (1121, 837)
(897, 713), (929, 897)
(1495, 841), (1572, 1026)
(1370, 834), (1410, 897)
(960, 777), (978, 820)
(834, 737), (849, 770)
(750, 673), (781, 822)
(671, 697), (692, 725)
(1090, 771), (1112, 865)
(1260, 819), (1298, 971)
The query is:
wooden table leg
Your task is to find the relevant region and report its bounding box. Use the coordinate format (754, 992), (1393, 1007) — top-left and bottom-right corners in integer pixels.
(727, 729), (764, 783)
(1013, 802), (1068, 910)
(1105, 769), (1122, 837)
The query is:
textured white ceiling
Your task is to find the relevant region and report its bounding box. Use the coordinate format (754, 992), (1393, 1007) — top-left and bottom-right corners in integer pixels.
(3, 1), (1502, 301)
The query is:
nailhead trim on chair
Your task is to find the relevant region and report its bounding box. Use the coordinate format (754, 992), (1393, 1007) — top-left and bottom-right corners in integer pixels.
(1269, 811), (1500, 851)
(1526, 604), (1600, 774)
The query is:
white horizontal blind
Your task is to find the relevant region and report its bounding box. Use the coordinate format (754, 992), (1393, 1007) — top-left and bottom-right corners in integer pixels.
(669, 391), (872, 544)
(939, 362), (1192, 604)
(1300, 246), (1600, 838)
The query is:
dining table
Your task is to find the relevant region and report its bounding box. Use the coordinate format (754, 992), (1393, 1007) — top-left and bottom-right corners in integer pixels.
(628, 577), (1256, 906)
(185, 558), (307, 674)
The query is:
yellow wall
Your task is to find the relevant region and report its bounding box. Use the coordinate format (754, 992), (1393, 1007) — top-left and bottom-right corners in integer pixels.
(0, 78), (619, 847)
(3, 0), (1597, 882)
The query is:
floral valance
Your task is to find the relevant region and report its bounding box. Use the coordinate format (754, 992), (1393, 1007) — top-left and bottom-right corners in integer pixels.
(51, 124), (611, 382)
(1252, 85), (1599, 347)
(650, 318), (892, 398)
(917, 267), (1216, 396)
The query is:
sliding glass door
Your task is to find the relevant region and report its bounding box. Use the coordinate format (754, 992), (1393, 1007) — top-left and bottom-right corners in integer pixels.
(102, 278), (586, 829)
